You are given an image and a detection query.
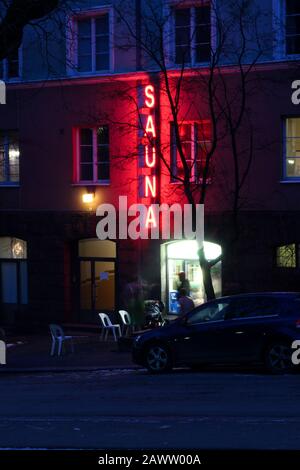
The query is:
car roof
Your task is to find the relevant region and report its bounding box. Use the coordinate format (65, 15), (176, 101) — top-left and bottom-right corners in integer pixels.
(209, 292), (300, 302)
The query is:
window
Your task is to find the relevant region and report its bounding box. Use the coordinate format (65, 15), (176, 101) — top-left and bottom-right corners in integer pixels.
(171, 121), (211, 182)
(76, 13), (110, 72)
(187, 301), (229, 325)
(286, 0), (300, 55)
(284, 117), (300, 179)
(225, 298), (280, 319)
(75, 127), (109, 183)
(174, 4), (211, 65)
(276, 244), (297, 268)
(0, 131), (19, 185)
(0, 49), (20, 80)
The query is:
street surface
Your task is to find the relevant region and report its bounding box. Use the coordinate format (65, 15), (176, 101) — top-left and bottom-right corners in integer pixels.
(0, 368), (299, 449)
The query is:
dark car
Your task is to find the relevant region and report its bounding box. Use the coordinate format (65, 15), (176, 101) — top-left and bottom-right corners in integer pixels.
(132, 292), (300, 374)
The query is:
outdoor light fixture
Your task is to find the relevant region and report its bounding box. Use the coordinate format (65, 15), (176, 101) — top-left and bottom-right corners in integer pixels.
(82, 192), (94, 204)
(82, 188), (95, 204)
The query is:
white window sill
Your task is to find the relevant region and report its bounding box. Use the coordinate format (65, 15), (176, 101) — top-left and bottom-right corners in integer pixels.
(66, 70), (112, 78)
(272, 53), (300, 62)
(170, 178), (212, 184)
(280, 179), (300, 183)
(4, 77), (21, 82)
(0, 183), (20, 187)
(285, 54), (300, 60)
(72, 181), (110, 187)
(172, 62), (210, 69)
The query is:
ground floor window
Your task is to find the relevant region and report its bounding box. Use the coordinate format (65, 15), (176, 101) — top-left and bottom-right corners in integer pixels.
(161, 240), (222, 314)
(276, 243), (299, 268)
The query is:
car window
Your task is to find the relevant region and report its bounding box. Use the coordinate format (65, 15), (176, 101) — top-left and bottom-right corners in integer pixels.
(187, 301), (229, 325)
(224, 297), (279, 320)
(277, 297), (300, 316)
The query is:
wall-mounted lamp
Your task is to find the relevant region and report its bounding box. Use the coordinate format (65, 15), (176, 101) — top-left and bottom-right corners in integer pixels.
(82, 186), (95, 206)
(82, 192), (95, 204)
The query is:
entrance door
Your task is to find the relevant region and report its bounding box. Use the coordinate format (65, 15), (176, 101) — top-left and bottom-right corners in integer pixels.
(0, 237), (28, 324)
(80, 259), (116, 321)
(78, 239), (116, 323)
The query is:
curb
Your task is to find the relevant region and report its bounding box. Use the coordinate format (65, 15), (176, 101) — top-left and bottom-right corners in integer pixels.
(0, 365), (142, 374)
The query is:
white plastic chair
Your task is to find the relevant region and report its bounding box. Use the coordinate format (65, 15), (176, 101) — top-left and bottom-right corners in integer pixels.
(49, 324), (74, 356)
(98, 313), (121, 342)
(118, 310), (132, 336)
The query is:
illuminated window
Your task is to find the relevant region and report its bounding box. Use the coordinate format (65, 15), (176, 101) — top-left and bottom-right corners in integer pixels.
(75, 126), (109, 183)
(276, 244), (297, 268)
(174, 4), (211, 65)
(171, 121), (211, 182)
(0, 237), (27, 259)
(0, 131), (20, 185)
(286, 0), (300, 55)
(284, 117), (300, 179)
(0, 48), (20, 80)
(76, 13), (110, 72)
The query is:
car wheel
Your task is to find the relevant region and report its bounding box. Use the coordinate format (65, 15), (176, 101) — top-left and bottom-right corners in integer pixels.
(144, 344), (172, 373)
(264, 342), (292, 374)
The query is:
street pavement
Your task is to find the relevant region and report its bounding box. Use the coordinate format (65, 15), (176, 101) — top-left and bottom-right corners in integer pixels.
(2, 335), (134, 371)
(0, 367), (299, 449)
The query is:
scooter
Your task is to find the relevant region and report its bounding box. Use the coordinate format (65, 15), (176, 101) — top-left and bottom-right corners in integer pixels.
(144, 300), (167, 329)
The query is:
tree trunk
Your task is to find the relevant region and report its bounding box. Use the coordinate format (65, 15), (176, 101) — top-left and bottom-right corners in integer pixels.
(198, 248), (216, 301)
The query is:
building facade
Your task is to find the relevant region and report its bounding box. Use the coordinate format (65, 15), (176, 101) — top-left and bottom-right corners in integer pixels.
(1, 0), (300, 326)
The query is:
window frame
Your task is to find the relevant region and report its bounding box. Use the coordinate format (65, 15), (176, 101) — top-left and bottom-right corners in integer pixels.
(0, 47), (22, 82)
(285, 0), (300, 57)
(172, 2), (213, 67)
(282, 116), (300, 182)
(273, 0), (300, 60)
(74, 126), (110, 185)
(67, 7), (114, 76)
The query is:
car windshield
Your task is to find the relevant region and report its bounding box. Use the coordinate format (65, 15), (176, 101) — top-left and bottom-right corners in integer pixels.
(186, 301), (230, 325)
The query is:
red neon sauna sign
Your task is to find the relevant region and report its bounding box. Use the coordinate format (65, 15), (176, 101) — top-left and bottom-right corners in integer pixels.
(139, 84), (157, 227)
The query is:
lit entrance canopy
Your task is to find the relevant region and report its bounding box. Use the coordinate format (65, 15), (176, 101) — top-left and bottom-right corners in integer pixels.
(167, 240), (222, 261)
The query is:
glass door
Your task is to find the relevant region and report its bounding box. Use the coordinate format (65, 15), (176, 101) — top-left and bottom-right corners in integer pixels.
(80, 259), (115, 321)
(80, 261), (92, 311)
(0, 260), (28, 324)
(94, 261), (115, 311)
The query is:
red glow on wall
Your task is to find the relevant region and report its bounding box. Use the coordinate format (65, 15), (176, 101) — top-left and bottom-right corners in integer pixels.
(143, 85), (156, 198)
(138, 83), (158, 228)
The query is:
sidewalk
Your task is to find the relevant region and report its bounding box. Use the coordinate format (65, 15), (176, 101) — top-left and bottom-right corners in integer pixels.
(0, 333), (138, 373)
